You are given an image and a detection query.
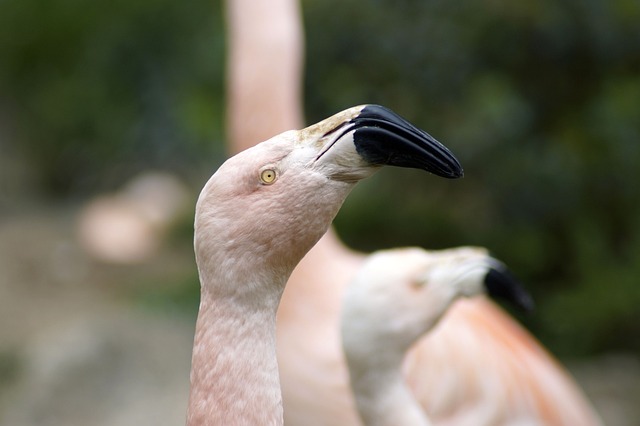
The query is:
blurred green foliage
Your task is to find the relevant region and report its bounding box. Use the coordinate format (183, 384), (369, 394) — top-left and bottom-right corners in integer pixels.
(305, 0), (640, 357)
(1, 0), (639, 357)
(0, 0), (225, 194)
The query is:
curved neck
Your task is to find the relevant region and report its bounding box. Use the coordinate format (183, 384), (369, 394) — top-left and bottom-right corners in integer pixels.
(226, 0), (304, 154)
(349, 363), (431, 426)
(186, 288), (283, 425)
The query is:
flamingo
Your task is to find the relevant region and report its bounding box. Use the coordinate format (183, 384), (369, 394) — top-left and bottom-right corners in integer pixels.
(186, 104), (463, 424)
(225, 0), (603, 425)
(341, 247), (533, 426)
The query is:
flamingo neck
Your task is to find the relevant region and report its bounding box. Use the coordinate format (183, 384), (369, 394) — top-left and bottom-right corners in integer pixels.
(278, 229), (362, 320)
(186, 287), (284, 425)
(349, 365), (431, 426)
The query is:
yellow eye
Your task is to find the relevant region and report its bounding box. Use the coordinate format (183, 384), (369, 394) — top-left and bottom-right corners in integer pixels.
(260, 168), (277, 184)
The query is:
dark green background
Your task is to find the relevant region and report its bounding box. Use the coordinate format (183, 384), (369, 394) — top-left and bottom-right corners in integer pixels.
(2, 0), (639, 358)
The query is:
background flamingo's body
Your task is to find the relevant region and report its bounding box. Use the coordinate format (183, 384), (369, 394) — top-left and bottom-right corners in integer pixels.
(226, 0), (602, 425)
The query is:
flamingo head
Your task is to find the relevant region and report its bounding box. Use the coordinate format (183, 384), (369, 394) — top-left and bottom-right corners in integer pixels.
(341, 247), (533, 370)
(194, 105), (463, 300)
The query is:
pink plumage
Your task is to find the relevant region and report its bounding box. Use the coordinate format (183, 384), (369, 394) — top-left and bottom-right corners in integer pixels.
(224, 1), (602, 425)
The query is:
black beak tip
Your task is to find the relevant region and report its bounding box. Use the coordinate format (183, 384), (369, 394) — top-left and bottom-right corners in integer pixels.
(351, 105), (464, 179)
(445, 164), (464, 179)
(484, 266), (535, 313)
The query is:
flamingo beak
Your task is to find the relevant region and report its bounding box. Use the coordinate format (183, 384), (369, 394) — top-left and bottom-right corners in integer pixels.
(484, 264), (535, 313)
(309, 104), (463, 183)
(346, 104), (463, 179)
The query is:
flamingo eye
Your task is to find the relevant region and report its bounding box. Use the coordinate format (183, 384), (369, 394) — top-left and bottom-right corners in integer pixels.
(260, 168), (277, 184)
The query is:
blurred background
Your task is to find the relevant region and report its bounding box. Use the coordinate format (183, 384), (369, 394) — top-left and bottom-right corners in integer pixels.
(1, 0), (639, 425)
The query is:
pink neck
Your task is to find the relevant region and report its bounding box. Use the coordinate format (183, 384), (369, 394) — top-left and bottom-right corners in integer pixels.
(350, 366), (431, 426)
(186, 289), (283, 425)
